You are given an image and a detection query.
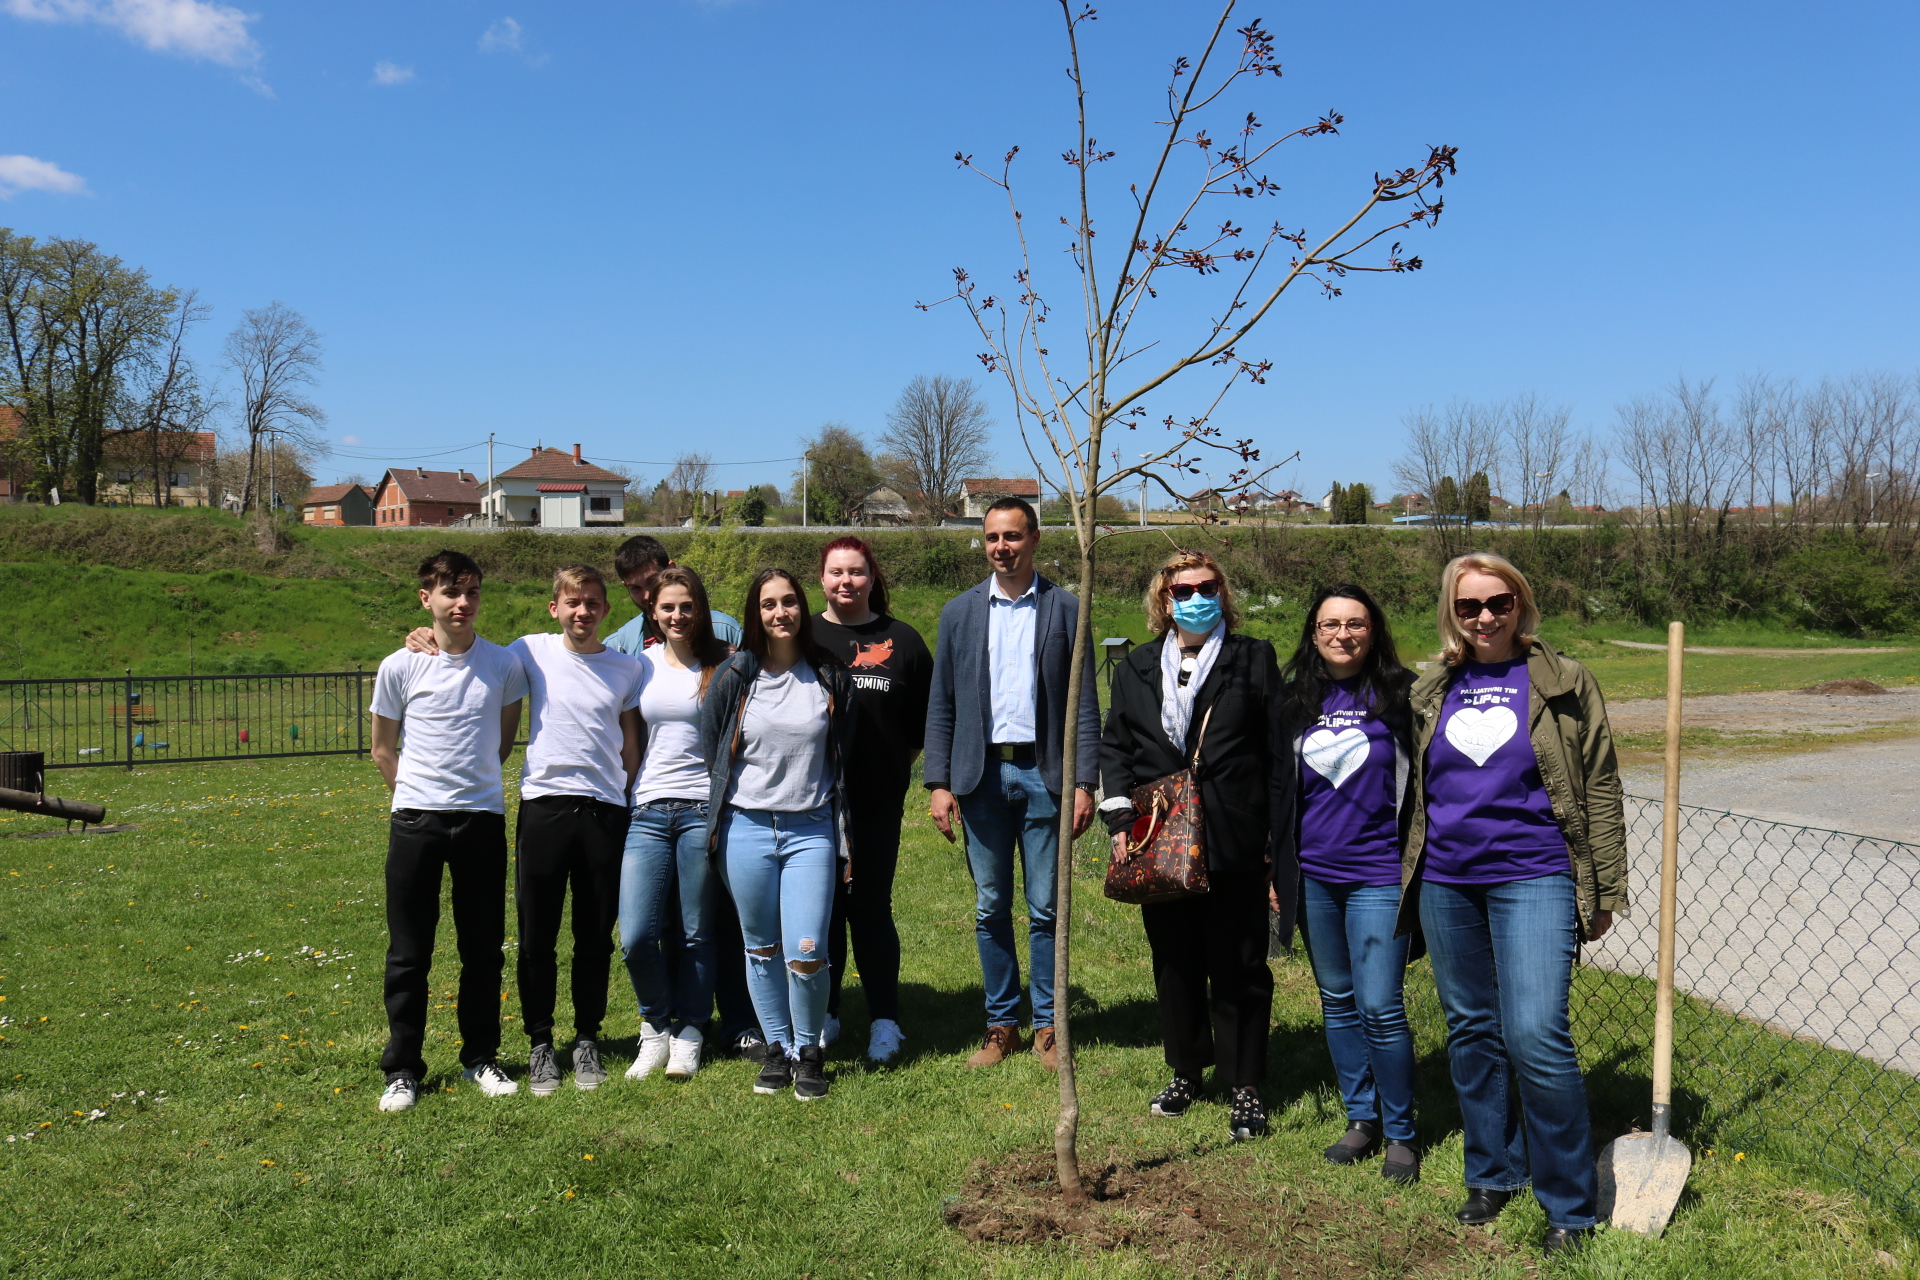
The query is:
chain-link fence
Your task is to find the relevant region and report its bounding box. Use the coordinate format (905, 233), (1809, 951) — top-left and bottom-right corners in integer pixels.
(1573, 794), (1920, 1224)
(0, 672), (372, 769)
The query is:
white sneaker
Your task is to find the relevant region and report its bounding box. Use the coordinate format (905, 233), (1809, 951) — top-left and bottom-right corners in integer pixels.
(822, 1014), (841, 1046)
(867, 1018), (905, 1063)
(462, 1061), (518, 1097)
(665, 1025), (703, 1079)
(377, 1075), (418, 1112)
(627, 1022), (671, 1080)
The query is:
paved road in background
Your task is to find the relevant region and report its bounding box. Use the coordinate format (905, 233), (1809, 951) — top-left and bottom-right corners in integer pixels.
(1588, 736), (1920, 1073)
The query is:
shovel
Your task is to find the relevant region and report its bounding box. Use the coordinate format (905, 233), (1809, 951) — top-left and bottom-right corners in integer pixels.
(1597, 619), (1693, 1237)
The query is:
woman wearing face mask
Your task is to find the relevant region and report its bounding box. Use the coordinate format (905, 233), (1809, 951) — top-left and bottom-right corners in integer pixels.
(701, 569), (858, 1101)
(1099, 549), (1281, 1141)
(618, 566), (732, 1082)
(1404, 552), (1625, 1257)
(811, 537), (932, 1063)
(1269, 584), (1420, 1182)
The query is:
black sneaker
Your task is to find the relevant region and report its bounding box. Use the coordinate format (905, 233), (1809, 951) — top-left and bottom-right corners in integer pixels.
(753, 1042), (792, 1095)
(734, 1028), (767, 1060)
(1324, 1120), (1380, 1165)
(793, 1044), (829, 1101)
(1228, 1086), (1268, 1140)
(1150, 1075), (1202, 1118)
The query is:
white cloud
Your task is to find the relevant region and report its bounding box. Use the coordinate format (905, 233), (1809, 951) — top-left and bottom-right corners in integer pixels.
(0, 155), (90, 199)
(3, 0), (262, 68)
(477, 16), (520, 53)
(371, 60), (413, 86)
(340, 435), (361, 446)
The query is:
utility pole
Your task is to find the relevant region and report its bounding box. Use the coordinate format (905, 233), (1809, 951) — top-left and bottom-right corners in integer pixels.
(487, 432), (496, 528)
(801, 450), (809, 530)
(267, 428), (277, 520)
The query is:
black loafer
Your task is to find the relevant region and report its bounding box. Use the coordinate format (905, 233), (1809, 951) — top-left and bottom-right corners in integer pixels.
(1542, 1227), (1591, 1256)
(1322, 1120), (1380, 1165)
(1456, 1188), (1514, 1225)
(1381, 1140), (1421, 1184)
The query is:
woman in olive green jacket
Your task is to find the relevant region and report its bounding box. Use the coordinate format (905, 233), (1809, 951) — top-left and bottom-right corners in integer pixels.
(1398, 551), (1625, 1258)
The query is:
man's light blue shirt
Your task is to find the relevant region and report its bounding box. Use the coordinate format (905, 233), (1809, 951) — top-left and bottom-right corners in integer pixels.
(987, 574), (1038, 744)
(605, 609), (742, 657)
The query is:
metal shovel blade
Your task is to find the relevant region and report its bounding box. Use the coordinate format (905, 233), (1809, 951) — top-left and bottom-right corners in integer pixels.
(1597, 1130), (1691, 1237)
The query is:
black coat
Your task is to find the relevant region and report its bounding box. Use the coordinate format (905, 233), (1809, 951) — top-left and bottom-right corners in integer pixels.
(1099, 632), (1282, 880)
(1266, 669), (1418, 951)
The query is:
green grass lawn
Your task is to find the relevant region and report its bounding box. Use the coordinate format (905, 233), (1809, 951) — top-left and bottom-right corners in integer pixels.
(3, 755), (1918, 1278)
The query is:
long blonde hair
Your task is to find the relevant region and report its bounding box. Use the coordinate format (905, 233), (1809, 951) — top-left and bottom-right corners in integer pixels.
(1144, 548), (1241, 635)
(1437, 551), (1541, 667)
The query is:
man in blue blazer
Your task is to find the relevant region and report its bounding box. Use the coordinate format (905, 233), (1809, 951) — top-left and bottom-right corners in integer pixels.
(926, 496), (1100, 1071)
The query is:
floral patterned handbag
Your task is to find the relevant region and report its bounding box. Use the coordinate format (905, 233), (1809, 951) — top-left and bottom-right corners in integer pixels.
(1103, 706), (1213, 905)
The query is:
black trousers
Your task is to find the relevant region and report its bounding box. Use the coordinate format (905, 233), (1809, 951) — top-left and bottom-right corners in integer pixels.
(380, 808), (509, 1079)
(827, 783), (906, 1023)
(514, 795), (629, 1047)
(660, 854), (759, 1044)
(1140, 867), (1275, 1089)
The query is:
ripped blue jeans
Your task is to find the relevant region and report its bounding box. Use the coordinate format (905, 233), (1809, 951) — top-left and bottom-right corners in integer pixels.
(718, 804), (836, 1055)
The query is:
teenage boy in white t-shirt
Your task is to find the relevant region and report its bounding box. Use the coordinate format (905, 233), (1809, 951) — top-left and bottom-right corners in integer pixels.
(506, 565), (644, 1095)
(369, 550), (531, 1113)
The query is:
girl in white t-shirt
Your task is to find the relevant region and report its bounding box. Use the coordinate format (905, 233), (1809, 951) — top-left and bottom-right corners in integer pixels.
(619, 566), (733, 1081)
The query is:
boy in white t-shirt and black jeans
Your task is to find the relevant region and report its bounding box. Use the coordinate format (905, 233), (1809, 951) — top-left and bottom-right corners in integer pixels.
(370, 550), (531, 1113)
(505, 565), (644, 1095)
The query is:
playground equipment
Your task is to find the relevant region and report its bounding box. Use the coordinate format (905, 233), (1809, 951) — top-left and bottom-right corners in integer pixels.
(0, 751), (107, 826)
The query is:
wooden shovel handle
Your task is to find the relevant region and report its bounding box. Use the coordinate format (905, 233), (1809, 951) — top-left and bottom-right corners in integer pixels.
(1654, 621), (1683, 1136)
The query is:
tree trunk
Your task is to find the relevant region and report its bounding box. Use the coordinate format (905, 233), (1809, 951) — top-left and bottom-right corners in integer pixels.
(1052, 540), (1095, 1206)
(240, 434), (259, 514)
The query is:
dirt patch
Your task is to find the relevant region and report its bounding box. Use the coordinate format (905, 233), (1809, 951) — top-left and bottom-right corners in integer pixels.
(1800, 679), (1889, 696)
(945, 1149), (1509, 1277)
(1608, 687), (1920, 738)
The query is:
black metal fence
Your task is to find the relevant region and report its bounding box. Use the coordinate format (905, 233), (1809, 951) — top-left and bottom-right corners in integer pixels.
(0, 671), (370, 769)
(1573, 795), (1920, 1225)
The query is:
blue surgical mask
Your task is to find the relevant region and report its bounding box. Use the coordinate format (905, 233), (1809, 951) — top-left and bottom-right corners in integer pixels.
(1171, 595), (1222, 634)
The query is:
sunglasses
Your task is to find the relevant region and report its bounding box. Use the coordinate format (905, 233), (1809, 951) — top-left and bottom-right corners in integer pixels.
(1452, 592), (1517, 621)
(1168, 579), (1222, 602)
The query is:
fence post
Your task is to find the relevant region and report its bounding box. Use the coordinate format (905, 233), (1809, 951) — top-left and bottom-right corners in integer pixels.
(354, 665), (364, 760)
(124, 668), (134, 771)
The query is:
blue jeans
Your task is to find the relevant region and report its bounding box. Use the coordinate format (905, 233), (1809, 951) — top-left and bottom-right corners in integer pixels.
(618, 799), (714, 1032)
(958, 760), (1059, 1029)
(719, 805), (837, 1054)
(1300, 877), (1417, 1143)
(1420, 873), (1597, 1230)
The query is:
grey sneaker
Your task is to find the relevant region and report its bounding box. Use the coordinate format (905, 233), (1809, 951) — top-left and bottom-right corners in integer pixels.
(527, 1043), (561, 1097)
(572, 1038), (606, 1091)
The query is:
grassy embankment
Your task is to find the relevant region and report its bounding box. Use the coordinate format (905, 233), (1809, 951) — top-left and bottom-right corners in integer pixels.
(4, 756), (1919, 1278)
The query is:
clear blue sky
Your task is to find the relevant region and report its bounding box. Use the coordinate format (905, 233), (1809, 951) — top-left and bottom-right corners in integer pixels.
(4, 0), (1916, 498)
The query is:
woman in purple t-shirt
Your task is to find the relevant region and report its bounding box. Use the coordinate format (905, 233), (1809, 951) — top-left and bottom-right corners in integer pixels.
(1268, 584), (1420, 1183)
(1402, 552), (1625, 1258)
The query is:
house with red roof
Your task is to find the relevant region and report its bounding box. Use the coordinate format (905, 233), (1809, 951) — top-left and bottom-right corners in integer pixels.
(301, 482), (375, 526)
(960, 476), (1042, 518)
(484, 444), (627, 527)
(371, 467), (484, 527)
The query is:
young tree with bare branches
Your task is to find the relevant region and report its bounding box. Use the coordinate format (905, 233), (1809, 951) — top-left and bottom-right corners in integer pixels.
(923, 1), (1454, 1200)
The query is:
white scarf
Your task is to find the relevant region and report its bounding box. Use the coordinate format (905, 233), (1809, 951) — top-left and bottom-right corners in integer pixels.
(1159, 624), (1223, 753)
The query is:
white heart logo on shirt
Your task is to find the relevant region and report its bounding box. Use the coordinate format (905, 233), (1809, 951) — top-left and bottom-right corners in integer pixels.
(1302, 727), (1370, 790)
(1445, 705), (1517, 766)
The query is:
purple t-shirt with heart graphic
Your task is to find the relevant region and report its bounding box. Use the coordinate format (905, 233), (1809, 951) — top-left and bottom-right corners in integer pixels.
(1296, 679), (1401, 886)
(1421, 656), (1570, 885)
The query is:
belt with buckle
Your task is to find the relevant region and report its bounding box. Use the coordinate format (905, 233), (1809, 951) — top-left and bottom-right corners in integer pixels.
(990, 742), (1037, 762)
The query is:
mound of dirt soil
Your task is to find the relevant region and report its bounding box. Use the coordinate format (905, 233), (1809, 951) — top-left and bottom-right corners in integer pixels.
(1799, 679), (1889, 696)
(944, 1149), (1509, 1277)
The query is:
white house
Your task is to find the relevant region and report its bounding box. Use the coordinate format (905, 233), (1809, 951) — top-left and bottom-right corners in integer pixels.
(484, 444), (627, 527)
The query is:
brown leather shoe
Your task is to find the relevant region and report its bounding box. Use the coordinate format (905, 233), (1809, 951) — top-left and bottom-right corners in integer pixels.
(966, 1025), (1022, 1068)
(1033, 1026), (1059, 1072)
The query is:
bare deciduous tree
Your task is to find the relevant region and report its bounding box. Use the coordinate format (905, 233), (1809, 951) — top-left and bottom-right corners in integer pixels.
(665, 452), (714, 525)
(925, 0), (1453, 1201)
(125, 289), (215, 509)
(225, 301), (327, 514)
(877, 374), (994, 523)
